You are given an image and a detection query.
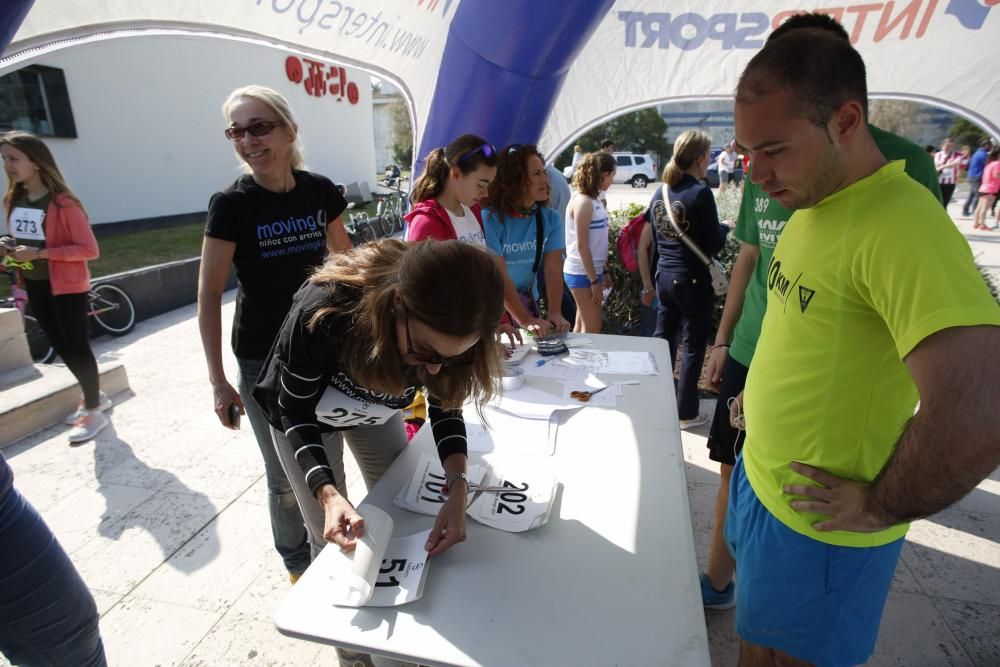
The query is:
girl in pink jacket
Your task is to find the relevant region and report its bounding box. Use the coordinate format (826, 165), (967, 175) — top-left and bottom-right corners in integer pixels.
(974, 148), (1000, 231)
(1, 131), (109, 443)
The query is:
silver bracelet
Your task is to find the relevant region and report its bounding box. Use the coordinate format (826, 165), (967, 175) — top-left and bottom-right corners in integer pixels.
(444, 472), (468, 490)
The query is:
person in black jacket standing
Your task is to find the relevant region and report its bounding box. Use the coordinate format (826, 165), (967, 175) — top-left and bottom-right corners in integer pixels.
(649, 130), (728, 429)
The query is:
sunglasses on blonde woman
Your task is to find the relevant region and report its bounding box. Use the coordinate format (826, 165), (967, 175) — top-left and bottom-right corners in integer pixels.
(224, 120), (282, 141)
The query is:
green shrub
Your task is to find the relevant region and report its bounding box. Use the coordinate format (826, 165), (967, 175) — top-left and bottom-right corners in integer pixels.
(604, 202), (647, 335)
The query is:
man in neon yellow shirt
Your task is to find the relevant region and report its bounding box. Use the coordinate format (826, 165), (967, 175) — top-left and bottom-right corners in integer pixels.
(728, 29), (1000, 667)
(698, 13), (945, 613)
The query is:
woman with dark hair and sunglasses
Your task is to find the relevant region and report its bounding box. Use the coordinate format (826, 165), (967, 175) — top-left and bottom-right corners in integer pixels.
(402, 135), (528, 439)
(253, 241), (502, 665)
(197, 85), (354, 584)
(482, 144), (571, 335)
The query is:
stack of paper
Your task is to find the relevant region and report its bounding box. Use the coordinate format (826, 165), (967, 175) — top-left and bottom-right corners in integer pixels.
(537, 349), (659, 376)
(395, 455), (556, 533)
(466, 469), (558, 533)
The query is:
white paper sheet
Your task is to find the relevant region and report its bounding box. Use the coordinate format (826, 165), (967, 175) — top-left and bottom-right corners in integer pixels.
(464, 407), (556, 456)
(366, 531), (432, 607)
(605, 351), (659, 375)
(467, 468), (557, 533)
(394, 455), (485, 517)
(317, 506), (431, 608)
(521, 356), (589, 380)
(540, 349), (659, 376)
(489, 385), (582, 420)
(560, 374), (619, 408)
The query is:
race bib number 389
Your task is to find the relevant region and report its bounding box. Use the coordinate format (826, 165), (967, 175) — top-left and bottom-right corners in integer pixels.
(9, 207), (46, 242)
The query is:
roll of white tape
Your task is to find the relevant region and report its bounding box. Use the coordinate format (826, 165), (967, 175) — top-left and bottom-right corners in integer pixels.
(501, 366), (525, 391)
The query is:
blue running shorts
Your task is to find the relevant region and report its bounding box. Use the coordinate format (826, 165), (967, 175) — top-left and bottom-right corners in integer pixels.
(725, 455), (903, 667)
(563, 271), (603, 289)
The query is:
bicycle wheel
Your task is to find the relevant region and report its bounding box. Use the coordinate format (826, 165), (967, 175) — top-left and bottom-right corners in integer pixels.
(90, 283), (136, 335)
(23, 314), (56, 363)
(359, 221), (378, 244)
(370, 215), (388, 239)
(390, 212), (405, 235)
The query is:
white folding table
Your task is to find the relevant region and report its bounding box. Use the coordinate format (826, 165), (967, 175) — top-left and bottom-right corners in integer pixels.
(275, 333), (710, 666)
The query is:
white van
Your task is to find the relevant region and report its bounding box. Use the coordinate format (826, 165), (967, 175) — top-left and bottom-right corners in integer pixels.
(612, 153), (658, 188)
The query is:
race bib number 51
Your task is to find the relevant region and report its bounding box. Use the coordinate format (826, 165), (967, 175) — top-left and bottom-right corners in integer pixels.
(9, 207), (45, 242)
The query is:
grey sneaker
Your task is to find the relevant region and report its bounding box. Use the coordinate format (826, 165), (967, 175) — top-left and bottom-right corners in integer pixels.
(64, 391), (112, 425)
(679, 412), (710, 430)
(68, 410), (109, 444)
(700, 572), (736, 610)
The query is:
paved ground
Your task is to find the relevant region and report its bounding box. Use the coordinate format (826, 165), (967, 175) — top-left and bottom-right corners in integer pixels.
(1, 183), (997, 666)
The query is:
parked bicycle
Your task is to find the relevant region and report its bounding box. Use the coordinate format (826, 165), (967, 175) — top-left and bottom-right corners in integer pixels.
(343, 203), (379, 246)
(375, 175), (408, 237)
(1, 251), (137, 364)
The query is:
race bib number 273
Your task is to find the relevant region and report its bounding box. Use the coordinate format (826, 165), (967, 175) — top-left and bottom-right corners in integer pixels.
(9, 207), (46, 242)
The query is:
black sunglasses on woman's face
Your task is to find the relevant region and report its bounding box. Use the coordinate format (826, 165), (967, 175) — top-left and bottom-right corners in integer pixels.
(403, 309), (475, 367)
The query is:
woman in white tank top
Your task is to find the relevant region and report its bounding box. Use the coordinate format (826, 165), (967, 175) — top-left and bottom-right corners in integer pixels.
(564, 151), (616, 332)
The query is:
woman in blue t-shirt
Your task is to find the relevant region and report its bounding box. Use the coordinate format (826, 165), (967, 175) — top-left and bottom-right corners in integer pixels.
(197, 85), (353, 583)
(481, 144), (570, 335)
(649, 130), (728, 429)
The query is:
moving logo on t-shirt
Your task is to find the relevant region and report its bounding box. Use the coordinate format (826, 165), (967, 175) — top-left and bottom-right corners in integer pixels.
(446, 205), (485, 246)
(256, 207), (328, 258)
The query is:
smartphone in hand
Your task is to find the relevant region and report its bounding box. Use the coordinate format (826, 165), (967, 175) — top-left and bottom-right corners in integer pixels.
(228, 403), (241, 429)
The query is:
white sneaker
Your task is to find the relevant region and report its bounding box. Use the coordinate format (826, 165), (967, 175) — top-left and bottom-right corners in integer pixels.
(64, 391), (112, 425)
(679, 412), (710, 430)
(68, 410), (109, 444)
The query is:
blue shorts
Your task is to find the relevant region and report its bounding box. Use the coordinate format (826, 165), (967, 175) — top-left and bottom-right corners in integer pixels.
(564, 271), (602, 289)
(725, 456), (903, 667)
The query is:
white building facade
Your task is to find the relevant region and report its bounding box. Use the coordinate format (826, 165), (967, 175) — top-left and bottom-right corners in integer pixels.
(0, 35), (376, 226)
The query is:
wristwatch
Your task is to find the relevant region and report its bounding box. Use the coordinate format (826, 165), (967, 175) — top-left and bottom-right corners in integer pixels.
(589, 277), (601, 285)
(443, 472), (469, 494)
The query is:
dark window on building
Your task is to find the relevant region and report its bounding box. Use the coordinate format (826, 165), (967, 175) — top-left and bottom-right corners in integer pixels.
(0, 65), (77, 138)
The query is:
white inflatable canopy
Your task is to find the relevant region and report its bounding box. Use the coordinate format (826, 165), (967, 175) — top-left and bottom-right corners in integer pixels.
(3, 0), (998, 162)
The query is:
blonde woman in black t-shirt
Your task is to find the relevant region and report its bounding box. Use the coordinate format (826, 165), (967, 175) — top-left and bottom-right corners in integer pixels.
(197, 85), (353, 583)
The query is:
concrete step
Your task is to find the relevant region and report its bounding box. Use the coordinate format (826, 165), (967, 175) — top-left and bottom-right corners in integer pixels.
(0, 307), (32, 373)
(0, 360), (130, 447)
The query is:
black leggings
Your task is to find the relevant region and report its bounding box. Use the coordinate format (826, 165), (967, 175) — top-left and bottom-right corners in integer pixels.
(940, 183), (956, 206)
(23, 279), (100, 409)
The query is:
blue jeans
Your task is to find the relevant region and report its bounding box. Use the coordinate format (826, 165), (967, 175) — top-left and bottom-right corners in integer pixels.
(639, 295), (659, 337)
(237, 357), (311, 574)
(653, 271), (715, 420)
(0, 460), (107, 666)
